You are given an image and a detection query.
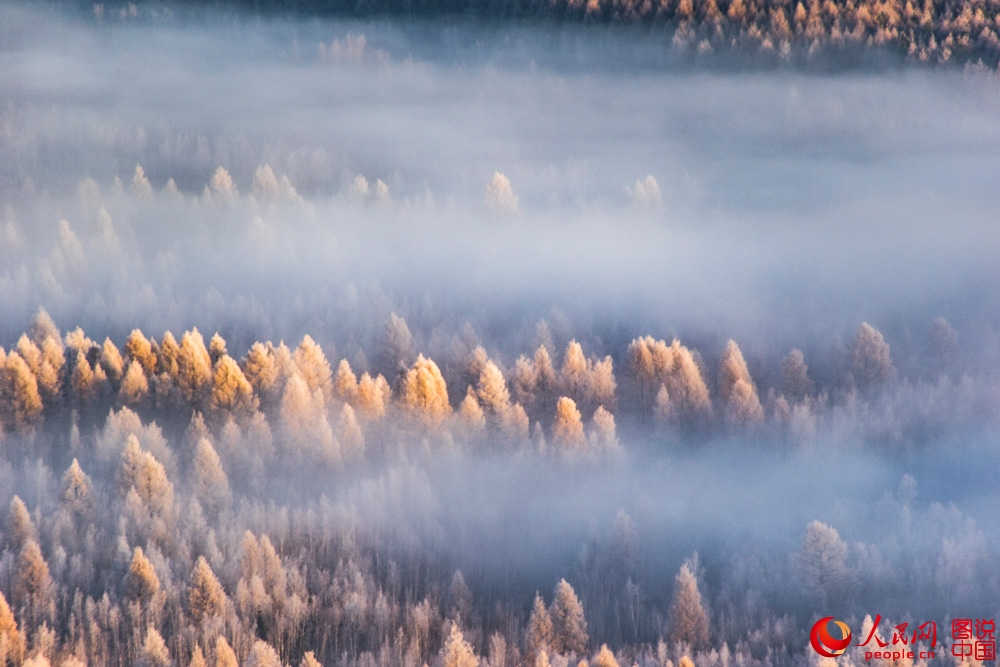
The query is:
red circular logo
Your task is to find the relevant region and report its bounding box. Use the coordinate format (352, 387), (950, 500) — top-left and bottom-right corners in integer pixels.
(810, 616), (852, 658)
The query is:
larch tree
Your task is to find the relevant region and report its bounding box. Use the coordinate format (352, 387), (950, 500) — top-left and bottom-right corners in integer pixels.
(552, 397), (585, 451)
(3, 352), (44, 430)
(7, 495), (35, 549)
(667, 563), (709, 649)
(458, 386), (486, 432)
(246, 640), (282, 667)
(242, 342), (281, 403)
(101, 337), (125, 383)
(512, 354), (538, 408)
(588, 406), (618, 451)
(118, 437), (174, 516)
(208, 333), (227, 363)
(59, 459), (93, 517)
(131, 163), (153, 197)
(334, 358), (359, 402)
(189, 556), (227, 624)
(209, 355), (258, 420)
(550, 579), (588, 656)
(718, 340), (763, 425)
(485, 170), (518, 214)
(124, 547), (160, 604)
(36, 335), (65, 403)
(439, 623), (479, 667)
(401, 355), (451, 427)
(70, 351), (96, 404)
(356, 372), (389, 420)
(299, 652), (323, 667)
(0, 590), (26, 664)
(207, 166), (237, 199)
(560, 341), (590, 400)
(294, 335), (334, 403)
(213, 636), (238, 667)
(14, 540), (53, 629)
(525, 592), (554, 661)
(780, 348), (813, 401)
(193, 438), (231, 516)
(119, 360), (150, 406)
(654, 384), (672, 422)
(477, 361), (511, 421)
(589, 357), (617, 411)
(29, 308), (60, 346)
(590, 645), (619, 667)
(336, 403), (365, 460)
(189, 645), (207, 667)
(850, 322), (893, 389)
(501, 403), (531, 441)
(125, 329), (158, 376)
(137, 625), (170, 667)
(798, 520), (848, 605)
(382, 312), (415, 373)
(177, 329), (213, 404)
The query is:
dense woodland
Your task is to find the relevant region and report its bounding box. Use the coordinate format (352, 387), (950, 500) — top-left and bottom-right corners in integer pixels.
(78, 0), (1000, 70)
(0, 298), (997, 666)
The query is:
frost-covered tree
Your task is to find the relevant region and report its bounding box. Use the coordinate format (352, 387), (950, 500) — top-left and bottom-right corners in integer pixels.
(14, 540), (53, 628)
(336, 403), (365, 460)
(552, 397), (585, 451)
(125, 329), (157, 375)
(59, 459), (93, 517)
(550, 579), (588, 656)
(242, 342), (281, 402)
(561, 341), (589, 399)
(588, 406), (618, 451)
(850, 322), (893, 389)
(667, 563), (709, 649)
(119, 360), (150, 406)
(382, 312), (415, 373)
(477, 361), (511, 421)
(137, 626), (170, 667)
(334, 358), (359, 402)
(100, 337), (125, 383)
(124, 547), (160, 603)
(118, 436), (174, 516)
(627, 337), (711, 421)
(356, 372), (389, 420)
(0, 590), (25, 664)
(439, 622), (478, 667)
(177, 329), (213, 403)
(7, 495), (35, 549)
(401, 355), (451, 427)
(718, 340), (763, 425)
(2, 351), (43, 430)
(189, 556), (227, 623)
(797, 520), (848, 605)
(246, 640), (281, 667)
(526, 593), (554, 661)
(485, 171), (518, 214)
(781, 348), (813, 401)
(193, 438), (231, 515)
(209, 355), (258, 419)
(213, 636), (238, 667)
(458, 386), (486, 432)
(295, 335), (334, 403)
(590, 645), (619, 667)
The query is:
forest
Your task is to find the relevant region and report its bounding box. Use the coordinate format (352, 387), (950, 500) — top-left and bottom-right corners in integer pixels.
(2, 1), (1000, 666)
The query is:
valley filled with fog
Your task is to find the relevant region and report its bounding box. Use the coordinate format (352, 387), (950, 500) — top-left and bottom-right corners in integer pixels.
(0, 4), (998, 666)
